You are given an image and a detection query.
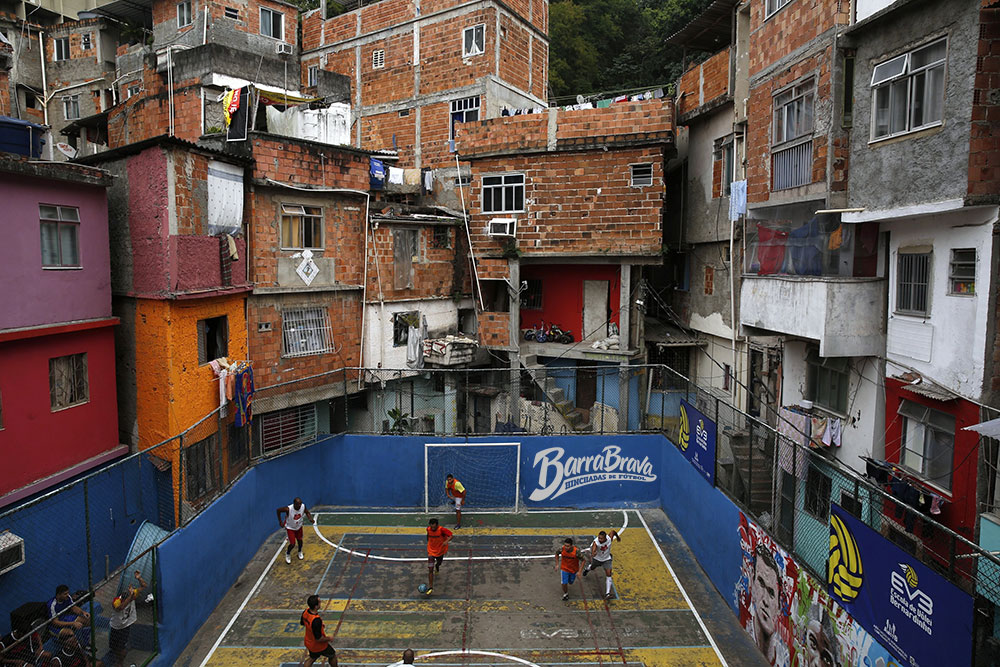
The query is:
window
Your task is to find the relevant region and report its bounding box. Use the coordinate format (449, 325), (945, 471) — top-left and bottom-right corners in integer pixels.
(80, 33), (92, 50)
(308, 65), (319, 87)
(184, 434), (217, 499)
(871, 38), (946, 140)
(896, 251), (931, 315)
(372, 48), (384, 69)
(393, 311), (419, 347)
(53, 37), (69, 61)
(806, 348), (849, 414)
(280, 204), (323, 249)
(177, 0), (192, 28)
(649, 344), (689, 391)
(520, 278), (542, 310)
(898, 399), (955, 491)
(482, 173), (525, 213)
(949, 248), (975, 295)
(840, 490), (862, 518)
(454, 175), (470, 187)
(282, 308), (334, 357)
(765, 0), (792, 18)
(62, 95), (80, 120)
(704, 265), (714, 296)
(804, 466), (831, 520)
(630, 163), (653, 187)
(259, 403), (317, 452)
(398, 108), (410, 117)
(777, 471), (795, 543)
(450, 96), (480, 142)
(773, 80), (814, 145)
(197, 316), (228, 364)
(126, 84), (142, 99)
(842, 53), (855, 128)
(260, 7), (283, 39)
(431, 226), (452, 249)
(40, 205), (80, 268)
(49, 353), (88, 411)
(393, 229), (419, 289)
(714, 137), (734, 196)
(224, 6), (239, 19)
(463, 24), (485, 57)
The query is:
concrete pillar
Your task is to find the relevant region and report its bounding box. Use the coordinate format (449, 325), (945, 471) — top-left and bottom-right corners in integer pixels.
(619, 264), (631, 347)
(618, 362), (629, 432)
(444, 373), (458, 434)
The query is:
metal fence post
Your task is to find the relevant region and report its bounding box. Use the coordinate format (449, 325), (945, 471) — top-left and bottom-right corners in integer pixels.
(177, 435), (184, 527)
(152, 547), (160, 654)
(84, 478), (96, 663)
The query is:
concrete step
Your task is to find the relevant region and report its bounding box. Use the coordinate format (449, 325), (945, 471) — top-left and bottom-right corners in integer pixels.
(548, 386), (566, 404)
(521, 354), (538, 367)
(574, 422), (594, 432)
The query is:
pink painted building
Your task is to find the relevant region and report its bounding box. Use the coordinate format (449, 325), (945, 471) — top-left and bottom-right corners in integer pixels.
(0, 152), (125, 507)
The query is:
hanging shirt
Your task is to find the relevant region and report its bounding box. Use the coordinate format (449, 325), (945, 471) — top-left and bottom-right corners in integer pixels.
(234, 366), (255, 427)
(370, 158), (386, 190)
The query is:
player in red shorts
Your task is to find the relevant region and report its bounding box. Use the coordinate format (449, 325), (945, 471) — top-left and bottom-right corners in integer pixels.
(277, 497), (315, 564)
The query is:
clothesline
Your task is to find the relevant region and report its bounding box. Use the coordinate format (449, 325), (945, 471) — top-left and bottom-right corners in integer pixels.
(209, 357), (255, 426)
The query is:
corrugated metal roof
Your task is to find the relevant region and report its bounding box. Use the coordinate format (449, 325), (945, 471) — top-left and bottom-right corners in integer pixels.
(665, 0), (737, 51)
(645, 317), (706, 346)
(901, 382), (955, 402)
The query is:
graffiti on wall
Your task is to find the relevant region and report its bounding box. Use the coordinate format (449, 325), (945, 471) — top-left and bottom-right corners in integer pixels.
(735, 512), (897, 667)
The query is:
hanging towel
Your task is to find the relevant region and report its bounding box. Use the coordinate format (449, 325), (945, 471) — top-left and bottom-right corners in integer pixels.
(729, 180), (747, 221)
(388, 166), (404, 184)
(778, 407), (811, 448)
(756, 224), (789, 275)
(403, 168), (421, 186)
(777, 436), (808, 480)
(827, 418), (842, 447)
(218, 369), (228, 418)
(930, 494), (943, 514)
(370, 158), (386, 190)
(234, 366), (255, 427)
(225, 233), (239, 260)
(423, 169), (434, 193)
(810, 417), (828, 448)
(226, 372), (235, 401)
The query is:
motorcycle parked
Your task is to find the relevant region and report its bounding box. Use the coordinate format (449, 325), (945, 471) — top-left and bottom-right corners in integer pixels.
(546, 323), (574, 344)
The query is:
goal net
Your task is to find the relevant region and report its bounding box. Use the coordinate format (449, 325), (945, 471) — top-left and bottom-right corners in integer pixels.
(424, 442), (521, 513)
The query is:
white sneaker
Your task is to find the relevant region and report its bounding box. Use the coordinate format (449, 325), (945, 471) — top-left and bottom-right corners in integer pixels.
(298, 551), (304, 560)
(285, 553), (291, 564)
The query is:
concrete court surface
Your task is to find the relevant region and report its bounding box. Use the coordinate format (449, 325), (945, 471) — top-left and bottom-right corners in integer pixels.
(178, 509), (767, 667)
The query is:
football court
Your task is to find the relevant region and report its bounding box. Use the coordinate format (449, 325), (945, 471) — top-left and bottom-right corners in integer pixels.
(196, 510), (727, 667)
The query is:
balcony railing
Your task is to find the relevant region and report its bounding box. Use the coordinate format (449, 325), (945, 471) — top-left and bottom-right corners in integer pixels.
(772, 139), (812, 190)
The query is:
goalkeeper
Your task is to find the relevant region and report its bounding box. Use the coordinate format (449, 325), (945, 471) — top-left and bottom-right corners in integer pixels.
(445, 473), (466, 528)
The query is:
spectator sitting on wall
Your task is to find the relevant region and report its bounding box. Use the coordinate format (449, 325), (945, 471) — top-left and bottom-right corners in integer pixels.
(50, 629), (102, 667)
(0, 619), (52, 666)
(47, 586), (91, 649)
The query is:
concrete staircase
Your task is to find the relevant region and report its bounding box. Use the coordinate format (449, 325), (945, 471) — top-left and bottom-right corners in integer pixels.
(520, 354), (592, 432)
(729, 429), (774, 514)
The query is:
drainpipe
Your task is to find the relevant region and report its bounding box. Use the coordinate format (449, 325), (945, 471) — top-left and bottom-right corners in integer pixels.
(203, 5), (209, 45)
(358, 191), (371, 389)
(39, 30), (50, 159)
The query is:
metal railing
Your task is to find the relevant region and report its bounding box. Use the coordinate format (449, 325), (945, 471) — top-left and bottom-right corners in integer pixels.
(772, 138), (812, 190)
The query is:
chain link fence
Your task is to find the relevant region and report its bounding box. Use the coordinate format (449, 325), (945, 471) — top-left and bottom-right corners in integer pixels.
(4, 361), (1000, 664)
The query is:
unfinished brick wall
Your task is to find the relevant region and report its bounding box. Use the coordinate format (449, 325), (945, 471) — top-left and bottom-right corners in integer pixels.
(249, 133), (370, 190)
(419, 11), (497, 96)
(366, 224), (463, 300)
(531, 38), (548, 100)
(0, 43), (10, 118)
(969, 5), (1000, 200)
(676, 47), (730, 117)
(499, 13), (531, 94)
(361, 109), (418, 162)
(361, 31), (416, 104)
(466, 145), (666, 258)
(477, 311), (511, 348)
(421, 100), (454, 168)
(748, 0), (849, 77)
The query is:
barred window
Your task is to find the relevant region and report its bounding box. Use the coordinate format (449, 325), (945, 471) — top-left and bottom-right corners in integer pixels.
(185, 434), (218, 499)
(50, 353), (88, 411)
(896, 252), (931, 315)
(520, 279), (542, 310)
(280, 204), (323, 249)
(431, 226), (453, 249)
(630, 164), (653, 187)
(282, 308), (334, 357)
(40, 205), (80, 268)
(804, 466), (831, 520)
(649, 344), (689, 391)
(260, 403), (317, 452)
(949, 248), (975, 295)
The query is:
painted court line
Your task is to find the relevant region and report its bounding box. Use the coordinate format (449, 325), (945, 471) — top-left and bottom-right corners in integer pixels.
(388, 649), (543, 667)
(311, 511), (629, 562)
(635, 510), (729, 667)
(198, 539), (287, 667)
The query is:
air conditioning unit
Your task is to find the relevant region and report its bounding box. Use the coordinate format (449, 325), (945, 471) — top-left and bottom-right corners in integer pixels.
(487, 218), (516, 237)
(0, 532), (25, 576)
(275, 42), (293, 55)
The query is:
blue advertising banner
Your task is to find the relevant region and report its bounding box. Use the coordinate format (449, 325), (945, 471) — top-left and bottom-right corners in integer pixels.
(828, 503), (973, 667)
(678, 400), (716, 485)
(523, 436), (661, 507)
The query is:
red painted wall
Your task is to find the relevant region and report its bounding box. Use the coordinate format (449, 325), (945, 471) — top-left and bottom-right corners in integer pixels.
(0, 326), (120, 499)
(519, 264), (621, 341)
(884, 378), (981, 539)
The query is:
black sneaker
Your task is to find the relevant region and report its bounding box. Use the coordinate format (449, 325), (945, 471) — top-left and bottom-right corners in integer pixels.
(561, 593), (569, 601)
(582, 566), (589, 577)
(435, 564), (440, 572)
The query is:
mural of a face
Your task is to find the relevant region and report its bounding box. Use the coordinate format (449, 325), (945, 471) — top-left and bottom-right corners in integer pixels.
(752, 548), (780, 641)
(804, 619), (838, 667)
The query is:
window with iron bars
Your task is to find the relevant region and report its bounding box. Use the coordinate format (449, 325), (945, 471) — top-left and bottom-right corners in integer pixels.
(649, 345), (689, 391)
(50, 353), (88, 411)
(185, 433), (218, 500)
(282, 308), (334, 357)
(896, 251), (931, 315)
(259, 403), (318, 452)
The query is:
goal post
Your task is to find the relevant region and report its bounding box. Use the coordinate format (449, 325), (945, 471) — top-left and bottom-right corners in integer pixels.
(424, 442), (521, 513)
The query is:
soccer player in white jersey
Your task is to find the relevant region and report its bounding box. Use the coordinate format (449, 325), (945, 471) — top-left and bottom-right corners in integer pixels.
(277, 497), (315, 564)
(582, 529), (621, 600)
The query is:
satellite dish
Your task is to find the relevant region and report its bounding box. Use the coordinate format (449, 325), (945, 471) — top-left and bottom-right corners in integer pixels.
(56, 142), (77, 159)
(575, 94), (586, 105)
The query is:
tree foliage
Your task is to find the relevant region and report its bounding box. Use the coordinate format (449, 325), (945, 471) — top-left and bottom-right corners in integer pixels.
(548, 0), (717, 101)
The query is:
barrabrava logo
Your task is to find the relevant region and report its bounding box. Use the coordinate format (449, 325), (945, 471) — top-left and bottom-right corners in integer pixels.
(528, 445), (657, 501)
(679, 404), (691, 451)
(828, 512), (864, 602)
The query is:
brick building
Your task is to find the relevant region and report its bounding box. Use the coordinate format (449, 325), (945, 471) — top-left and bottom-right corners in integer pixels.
(301, 0), (548, 178)
(457, 99), (674, 432)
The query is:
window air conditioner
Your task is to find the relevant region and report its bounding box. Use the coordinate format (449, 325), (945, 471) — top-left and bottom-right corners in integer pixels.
(487, 218), (516, 237)
(0, 532), (25, 576)
(275, 42), (293, 55)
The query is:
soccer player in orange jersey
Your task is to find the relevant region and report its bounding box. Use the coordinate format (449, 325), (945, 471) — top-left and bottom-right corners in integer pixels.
(555, 538), (583, 601)
(445, 474), (466, 528)
(425, 518), (453, 595)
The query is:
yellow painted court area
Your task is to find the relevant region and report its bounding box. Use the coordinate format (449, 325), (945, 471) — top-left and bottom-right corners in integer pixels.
(201, 512), (724, 667)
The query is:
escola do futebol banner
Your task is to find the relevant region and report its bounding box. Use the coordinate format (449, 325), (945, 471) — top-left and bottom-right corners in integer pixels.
(827, 503), (973, 667)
